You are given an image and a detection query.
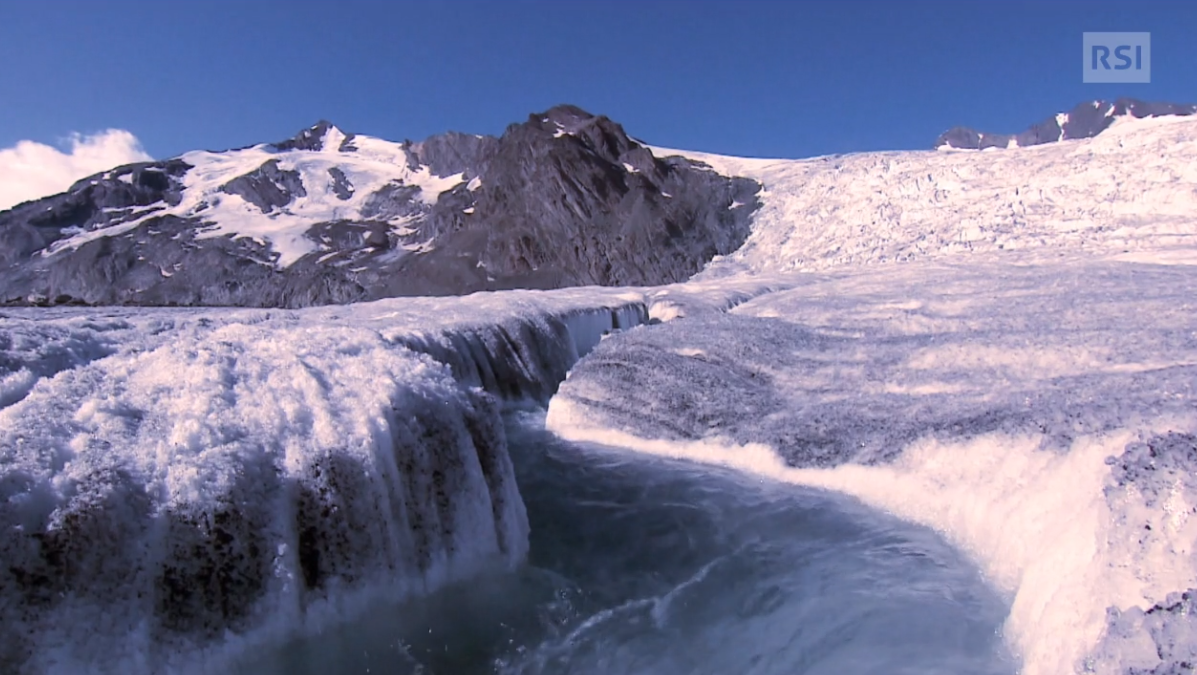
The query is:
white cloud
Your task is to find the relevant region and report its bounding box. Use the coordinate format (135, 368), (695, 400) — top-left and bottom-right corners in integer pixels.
(0, 130), (153, 211)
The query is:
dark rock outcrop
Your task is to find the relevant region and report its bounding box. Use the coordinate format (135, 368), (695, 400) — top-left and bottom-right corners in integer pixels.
(219, 160), (306, 213)
(935, 98), (1197, 150)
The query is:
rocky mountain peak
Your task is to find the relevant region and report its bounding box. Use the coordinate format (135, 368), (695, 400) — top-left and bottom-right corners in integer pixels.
(273, 120), (350, 152)
(0, 106), (761, 307)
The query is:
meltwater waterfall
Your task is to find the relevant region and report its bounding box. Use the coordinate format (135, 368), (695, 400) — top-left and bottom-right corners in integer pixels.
(0, 294), (646, 674)
(235, 411), (1015, 675)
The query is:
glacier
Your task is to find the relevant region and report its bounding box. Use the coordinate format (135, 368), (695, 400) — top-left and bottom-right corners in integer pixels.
(549, 258), (1197, 675)
(4, 110), (1197, 674)
(661, 113), (1197, 275)
(545, 114), (1197, 675)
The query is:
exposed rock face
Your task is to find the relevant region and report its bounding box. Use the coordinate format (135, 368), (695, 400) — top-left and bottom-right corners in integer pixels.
(935, 98), (1197, 150)
(219, 160), (306, 211)
(393, 106), (760, 295)
(0, 106), (760, 307)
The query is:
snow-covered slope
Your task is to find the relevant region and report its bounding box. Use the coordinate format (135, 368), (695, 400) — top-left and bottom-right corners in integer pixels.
(651, 113), (1197, 276)
(43, 126), (468, 267)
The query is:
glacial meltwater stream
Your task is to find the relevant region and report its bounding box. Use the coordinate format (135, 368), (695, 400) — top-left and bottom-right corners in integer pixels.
(236, 410), (1015, 675)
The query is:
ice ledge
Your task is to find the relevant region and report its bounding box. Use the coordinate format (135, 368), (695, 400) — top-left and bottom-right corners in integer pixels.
(0, 289), (648, 674)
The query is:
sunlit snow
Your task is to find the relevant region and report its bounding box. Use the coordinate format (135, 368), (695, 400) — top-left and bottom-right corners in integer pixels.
(651, 114), (1197, 276)
(43, 126), (466, 268)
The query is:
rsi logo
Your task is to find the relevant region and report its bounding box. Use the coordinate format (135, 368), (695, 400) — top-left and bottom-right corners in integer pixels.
(1083, 32), (1151, 83)
(1091, 44), (1144, 71)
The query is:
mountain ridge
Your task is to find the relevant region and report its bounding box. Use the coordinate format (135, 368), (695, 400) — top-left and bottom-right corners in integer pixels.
(0, 106), (760, 307)
(935, 97), (1197, 150)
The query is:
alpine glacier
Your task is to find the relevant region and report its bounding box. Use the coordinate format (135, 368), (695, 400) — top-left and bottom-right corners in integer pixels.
(3, 102), (1197, 675)
(934, 97), (1196, 151)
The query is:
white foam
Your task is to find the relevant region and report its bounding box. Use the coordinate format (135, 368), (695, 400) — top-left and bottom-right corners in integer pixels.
(545, 403), (1149, 675)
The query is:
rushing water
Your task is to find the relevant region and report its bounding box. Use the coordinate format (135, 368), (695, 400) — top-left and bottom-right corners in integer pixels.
(238, 410), (1015, 675)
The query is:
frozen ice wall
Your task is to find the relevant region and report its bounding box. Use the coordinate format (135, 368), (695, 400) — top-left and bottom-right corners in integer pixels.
(0, 289), (646, 674)
(547, 258), (1197, 674)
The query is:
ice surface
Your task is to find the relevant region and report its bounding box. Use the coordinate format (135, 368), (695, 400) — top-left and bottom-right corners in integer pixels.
(548, 258), (1197, 675)
(0, 313), (148, 410)
(642, 275), (803, 322)
(0, 288), (647, 674)
(650, 114), (1197, 276)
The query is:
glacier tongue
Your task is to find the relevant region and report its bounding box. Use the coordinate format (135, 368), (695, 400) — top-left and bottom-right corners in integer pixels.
(0, 289), (646, 674)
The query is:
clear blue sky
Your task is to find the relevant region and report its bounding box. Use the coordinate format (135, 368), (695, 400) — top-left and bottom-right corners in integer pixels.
(2, 0), (1195, 160)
